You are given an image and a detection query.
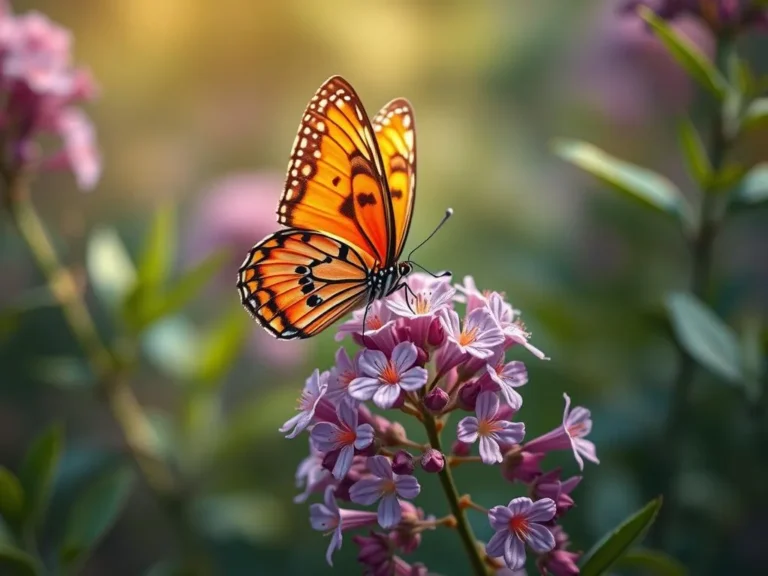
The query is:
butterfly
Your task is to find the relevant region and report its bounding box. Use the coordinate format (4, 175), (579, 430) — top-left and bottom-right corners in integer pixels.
(237, 75), (447, 339)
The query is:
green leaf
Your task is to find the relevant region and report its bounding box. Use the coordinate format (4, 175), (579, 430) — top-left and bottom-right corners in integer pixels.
(18, 425), (63, 526)
(741, 317), (764, 403)
(86, 227), (137, 309)
(31, 356), (94, 389)
(0, 545), (41, 576)
(732, 163), (768, 206)
(60, 465), (136, 567)
(617, 547), (688, 576)
(639, 7), (728, 100)
(678, 118), (712, 187)
(580, 497), (663, 576)
(0, 468), (24, 526)
(552, 139), (693, 228)
(742, 98), (768, 133)
(709, 163), (747, 193)
(136, 207), (176, 292)
(194, 303), (250, 387)
(666, 293), (743, 383)
(142, 317), (202, 380)
(191, 493), (287, 544)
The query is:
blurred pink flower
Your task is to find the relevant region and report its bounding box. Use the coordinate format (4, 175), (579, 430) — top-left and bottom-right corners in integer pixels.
(187, 172), (310, 368)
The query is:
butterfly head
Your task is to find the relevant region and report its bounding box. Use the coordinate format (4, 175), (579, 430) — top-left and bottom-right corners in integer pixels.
(398, 261), (413, 278)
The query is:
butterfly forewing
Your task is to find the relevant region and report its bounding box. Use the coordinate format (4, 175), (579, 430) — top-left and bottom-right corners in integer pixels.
(277, 76), (396, 266)
(237, 229), (370, 339)
(372, 98), (417, 260)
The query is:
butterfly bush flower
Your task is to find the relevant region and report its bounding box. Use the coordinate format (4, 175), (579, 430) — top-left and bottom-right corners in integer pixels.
(0, 3), (100, 190)
(282, 275), (598, 572)
(457, 392), (525, 464)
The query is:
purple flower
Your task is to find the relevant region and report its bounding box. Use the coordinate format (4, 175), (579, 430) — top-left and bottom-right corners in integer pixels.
(294, 440), (332, 503)
(486, 497), (557, 571)
(420, 448), (445, 473)
(387, 273), (455, 318)
(391, 450), (415, 475)
(453, 275), (490, 311)
(487, 293), (547, 359)
(524, 393), (599, 470)
(423, 386), (449, 413)
(537, 526), (581, 576)
(336, 299), (396, 343)
(310, 486), (379, 566)
(479, 356), (527, 409)
(457, 392), (525, 464)
(348, 342), (428, 409)
(279, 369), (328, 439)
(350, 456), (421, 529)
(311, 401), (375, 479)
(441, 307), (504, 360)
(532, 469), (582, 517)
(327, 347), (360, 406)
(501, 449), (546, 484)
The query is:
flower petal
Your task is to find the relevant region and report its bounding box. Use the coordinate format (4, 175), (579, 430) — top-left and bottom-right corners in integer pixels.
(398, 366), (428, 391)
(279, 412), (303, 435)
(354, 423), (375, 450)
(309, 503), (336, 531)
(488, 506), (513, 531)
(575, 438), (600, 465)
(310, 422), (339, 452)
(348, 377), (380, 401)
(439, 308), (461, 338)
(524, 522), (556, 553)
(336, 399), (358, 429)
(456, 417), (479, 444)
(485, 529), (510, 558)
(326, 526), (342, 566)
(494, 421), (525, 445)
(479, 435), (503, 464)
(506, 497), (533, 517)
(391, 341), (417, 373)
(476, 391), (499, 421)
(367, 455), (394, 479)
(394, 474), (421, 499)
(504, 532), (526, 571)
(526, 497), (557, 522)
(359, 349), (388, 377)
(498, 386), (523, 411)
(373, 384), (401, 409)
(377, 494), (401, 529)
(332, 445), (355, 480)
(349, 478), (384, 506)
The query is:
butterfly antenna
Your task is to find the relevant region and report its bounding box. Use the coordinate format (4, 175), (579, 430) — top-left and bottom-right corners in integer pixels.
(407, 208), (453, 262)
(410, 261), (452, 279)
(360, 298), (372, 348)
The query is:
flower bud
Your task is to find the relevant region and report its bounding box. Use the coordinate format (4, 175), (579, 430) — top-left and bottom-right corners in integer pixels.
(451, 440), (471, 457)
(427, 317), (445, 347)
(501, 447), (545, 484)
(381, 421), (408, 447)
(420, 448), (445, 473)
(457, 380), (480, 411)
(423, 387), (449, 413)
(392, 450), (415, 475)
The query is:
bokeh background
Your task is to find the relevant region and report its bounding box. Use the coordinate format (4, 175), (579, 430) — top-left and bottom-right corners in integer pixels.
(1, 0), (767, 574)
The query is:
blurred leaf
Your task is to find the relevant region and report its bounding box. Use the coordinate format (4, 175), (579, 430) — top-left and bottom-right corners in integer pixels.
(732, 163), (768, 206)
(580, 496), (663, 576)
(617, 548), (688, 576)
(678, 119), (711, 187)
(60, 465), (136, 567)
(0, 545), (41, 576)
(741, 98), (768, 133)
(142, 317), (202, 380)
(18, 425), (63, 526)
(192, 493), (287, 544)
(709, 163), (747, 193)
(194, 303), (250, 387)
(639, 7), (727, 100)
(86, 227), (137, 309)
(122, 250), (228, 333)
(31, 357), (94, 389)
(145, 409), (176, 461)
(666, 293), (743, 383)
(741, 317), (764, 403)
(136, 206), (176, 292)
(552, 139), (693, 228)
(0, 468), (24, 527)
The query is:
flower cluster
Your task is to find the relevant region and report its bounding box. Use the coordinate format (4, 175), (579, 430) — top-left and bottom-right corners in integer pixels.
(0, 1), (100, 190)
(622, 0), (768, 34)
(283, 274), (598, 573)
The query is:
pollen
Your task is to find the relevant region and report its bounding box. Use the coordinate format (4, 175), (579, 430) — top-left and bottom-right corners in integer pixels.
(335, 427), (357, 446)
(508, 515), (529, 539)
(568, 422), (587, 437)
(477, 419), (501, 437)
(379, 361), (401, 385)
(458, 326), (479, 347)
(413, 294), (430, 315)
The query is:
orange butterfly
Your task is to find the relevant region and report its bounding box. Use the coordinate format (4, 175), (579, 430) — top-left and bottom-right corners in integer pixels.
(237, 75), (448, 339)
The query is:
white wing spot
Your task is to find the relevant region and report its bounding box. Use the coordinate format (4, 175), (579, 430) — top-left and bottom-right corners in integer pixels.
(300, 137), (308, 149)
(291, 169), (298, 177)
(355, 106), (364, 121)
(343, 95), (351, 102)
(280, 205), (288, 214)
(404, 130), (414, 149)
(301, 164), (312, 176)
(316, 121), (325, 132)
(304, 114), (311, 121)
(286, 190), (294, 201)
(292, 179), (299, 186)
(313, 150), (321, 158)
(403, 114), (411, 128)
(295, 159), (302, 167)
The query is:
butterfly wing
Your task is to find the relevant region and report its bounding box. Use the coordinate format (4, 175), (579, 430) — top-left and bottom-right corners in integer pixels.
(372, 98), (417, 260)
(277, 76), (396, 267)
(237, 229), (371, 339)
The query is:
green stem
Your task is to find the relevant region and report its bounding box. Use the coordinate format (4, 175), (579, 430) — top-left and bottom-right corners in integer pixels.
(422, 411), (489, 576)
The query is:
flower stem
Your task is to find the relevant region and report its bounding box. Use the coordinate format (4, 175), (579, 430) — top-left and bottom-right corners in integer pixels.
(422, 410), (490, 576)
(1, 171), (176, 496)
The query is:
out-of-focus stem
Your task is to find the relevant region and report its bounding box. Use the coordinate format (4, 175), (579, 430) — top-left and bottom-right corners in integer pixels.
(422, 410), (490, 576)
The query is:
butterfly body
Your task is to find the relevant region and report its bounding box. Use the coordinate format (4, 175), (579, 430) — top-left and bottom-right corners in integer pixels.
(237, 76), (430, 339)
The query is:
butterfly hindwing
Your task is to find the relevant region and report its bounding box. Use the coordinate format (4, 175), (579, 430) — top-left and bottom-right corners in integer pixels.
(237, 229), (371, 339)
(372, 98), (416, 260)
(277, 76), (396, 267)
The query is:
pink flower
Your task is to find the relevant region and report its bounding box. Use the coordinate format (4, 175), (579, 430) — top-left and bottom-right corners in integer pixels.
(387, 274), (455, 319)
(310, 486), (379, 566)
(437, 308), (504, 376)
(524, 393), (599, 470)
(350, 456), (421, 529)
(279, 369), (328, 439)
(457, 392), (525, 464)
(487, 293), (547, 359)
(45, 108), (100, 190)
(311, 401), (375, 479)
(478, 355), (527, 409)
(336, 299), (398, 353)
(327, 347), (360, 407)
(487, 497), (556, 571)
(348, 342), (428, 409)
(532, 469), (582, 517)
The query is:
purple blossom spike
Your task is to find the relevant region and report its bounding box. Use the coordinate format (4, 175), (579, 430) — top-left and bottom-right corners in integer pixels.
(349, 455), (421, 529)
(441, 307), (504, 360)
(310, 486), (379, 566)
(537, 526), (581, 576)
(524, 393), (599, 470)
(486, 497), (557, 571)
(279, 369), (328, 439)
(501, 449), (545, 484)
(457, 392), (525, 464)
(311, 401), (374, 480)
(327, 347), (360, 406)
(348, 342), (428, 409)
(533, 469), (582, 517)
(480, 357), (527, 410)
(487, 292), (547, 359)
